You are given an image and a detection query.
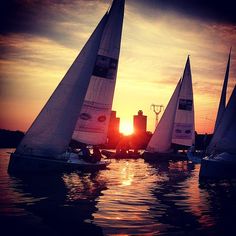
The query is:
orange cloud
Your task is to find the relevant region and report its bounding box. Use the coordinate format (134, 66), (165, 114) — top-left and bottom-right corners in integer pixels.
(0, 1), (235, 135)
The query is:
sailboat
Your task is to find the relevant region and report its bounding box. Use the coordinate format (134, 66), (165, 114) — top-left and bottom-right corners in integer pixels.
(143, 56), (195, 161)
(8, 0), (125, 173)
(199, 86), (236, 180)
(199, 50), (236, 180)
(188, 49), (232, 164)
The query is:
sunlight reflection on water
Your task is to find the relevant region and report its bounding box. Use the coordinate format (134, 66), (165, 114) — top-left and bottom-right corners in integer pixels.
(1, 149), (236, 235)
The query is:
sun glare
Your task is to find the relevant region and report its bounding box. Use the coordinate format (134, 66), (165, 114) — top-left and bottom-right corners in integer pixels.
(119, 121), (134, 136)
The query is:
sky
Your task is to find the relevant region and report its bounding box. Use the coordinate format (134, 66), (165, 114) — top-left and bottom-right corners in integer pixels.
(0, 0), (236, 134)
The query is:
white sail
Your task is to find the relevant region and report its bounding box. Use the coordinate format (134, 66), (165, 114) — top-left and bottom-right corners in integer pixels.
(15, 12), (110, 157)
(146, 79), (182, 153)
(72, 0), (125, 145)
(146, 56), (195, 153)
(208, 86), (236, 154)
(172, 56), (195, 147)
(214, 48), (231, 132)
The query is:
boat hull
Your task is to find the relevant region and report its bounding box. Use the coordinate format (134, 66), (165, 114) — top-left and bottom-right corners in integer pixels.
(187, 151), (203, 164)
(8, 153), (109, 173)
(199, 154), (236, 180)
(101, 150), (141, 159)
(143, 151), (187, 162)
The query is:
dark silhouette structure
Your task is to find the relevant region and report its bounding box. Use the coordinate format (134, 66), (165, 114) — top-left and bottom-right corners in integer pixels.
(0, 129), (24, 148)
(133, 110), (147, 135)
(0, 115), (212, 152)
(106, 111), (121, 148)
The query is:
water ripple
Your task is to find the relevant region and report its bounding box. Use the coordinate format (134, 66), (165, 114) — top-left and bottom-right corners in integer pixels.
(1, 149), (236, 235)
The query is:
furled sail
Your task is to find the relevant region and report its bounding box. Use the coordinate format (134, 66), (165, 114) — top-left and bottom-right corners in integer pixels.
(72, 0), (125, 145)
(15, 11), (110, 157)
(172, 56), (195, 147)
(208, 86), (236, 154)
(214, 48), (231, 132)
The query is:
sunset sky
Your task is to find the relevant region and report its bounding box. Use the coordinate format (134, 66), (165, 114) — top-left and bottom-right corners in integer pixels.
(0, 0), (236, 134)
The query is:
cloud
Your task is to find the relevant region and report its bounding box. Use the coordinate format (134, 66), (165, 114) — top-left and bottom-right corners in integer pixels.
(0, 0), (236, 133)
(133, 0), (236, 24)
(0, 0), (108, 48)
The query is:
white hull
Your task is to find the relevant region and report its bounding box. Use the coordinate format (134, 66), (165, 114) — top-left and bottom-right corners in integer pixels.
(8, 153), (109, 173)
(199, 152), (236, 180)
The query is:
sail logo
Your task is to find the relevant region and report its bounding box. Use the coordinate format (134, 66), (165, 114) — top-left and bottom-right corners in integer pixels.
(79, 113), (91, 120)
(173, 123), (192, 139)
(175, 129), (191, 134)
(93, 55), (118, 80)
(178, 99), (193, 111)
(76, 102), (109, 134)
(97, 115), (106, 122)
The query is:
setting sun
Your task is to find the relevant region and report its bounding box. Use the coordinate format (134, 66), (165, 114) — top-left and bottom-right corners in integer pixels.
(119, 121), (134, 136)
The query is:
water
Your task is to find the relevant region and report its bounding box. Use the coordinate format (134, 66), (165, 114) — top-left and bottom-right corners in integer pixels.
(1, 149), (236, 236)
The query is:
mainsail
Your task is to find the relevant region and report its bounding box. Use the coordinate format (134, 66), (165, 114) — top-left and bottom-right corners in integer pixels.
(214, 48), (231, 132)
(15, 0), (125, 157)
(172, 56), (195, 147)
(72, 0), (125, 145)
(146, 56), (195, 153)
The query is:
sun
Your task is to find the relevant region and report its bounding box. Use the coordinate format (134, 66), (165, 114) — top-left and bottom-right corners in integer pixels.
(119, 121), (134, 136)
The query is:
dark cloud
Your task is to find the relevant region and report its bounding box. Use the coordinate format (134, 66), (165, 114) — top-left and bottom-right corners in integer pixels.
(1, 0), (235, 38)
(0, 0), (102, 34)
(0, 0), (81, 34)
(1, 0), (47, 34)
(0, 0), (96, 48)
(135, 0), (236, 24)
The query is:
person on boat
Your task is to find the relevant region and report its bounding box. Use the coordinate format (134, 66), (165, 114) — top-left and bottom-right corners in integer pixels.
(116, 139), (130, 155)
(79, 145), (91, 162)
(81, 146), (90, 156)
(172, 144), (178, 154)
(91, 146), (102, 163)
(133, 149), (139, 154)
(189, 144), (196, 154)
(202, 133), (208, 154)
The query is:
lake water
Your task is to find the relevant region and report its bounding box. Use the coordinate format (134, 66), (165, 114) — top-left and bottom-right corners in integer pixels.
(1, 149), (236, 236)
